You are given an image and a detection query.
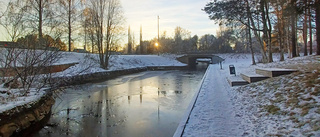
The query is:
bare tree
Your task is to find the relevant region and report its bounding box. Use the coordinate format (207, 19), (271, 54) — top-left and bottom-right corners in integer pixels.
(58, 0), (84, 51)
(203, 0), (269, 62)
(260, 0), (273, 62)
(245, 0), (268, 62)
(86, 0), (124, 69)
(0, 43), (62, 95)
(82, 7), (96, 53)
(0, 0), (27, 41)
(24, 0), (57, 44)
(247, 12), (256, 65)
(173, 26), (191, 53)
(199, 34), (216, 52)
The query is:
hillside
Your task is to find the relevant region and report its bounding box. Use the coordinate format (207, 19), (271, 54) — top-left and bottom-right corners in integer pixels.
(231, 55), (320, 136)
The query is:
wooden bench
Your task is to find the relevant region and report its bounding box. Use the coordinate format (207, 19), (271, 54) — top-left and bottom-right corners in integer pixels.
(227, 76), (249, 86)
(240, 73), (269, 83)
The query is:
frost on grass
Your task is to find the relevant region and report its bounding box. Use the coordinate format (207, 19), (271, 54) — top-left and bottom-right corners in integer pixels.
(232, 58), (320, 136)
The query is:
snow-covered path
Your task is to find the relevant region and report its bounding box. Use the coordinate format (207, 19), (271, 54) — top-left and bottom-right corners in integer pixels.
(182, 64), (243, 137)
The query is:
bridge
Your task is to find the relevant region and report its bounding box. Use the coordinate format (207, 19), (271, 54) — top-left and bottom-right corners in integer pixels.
(177, 54), (224, 68)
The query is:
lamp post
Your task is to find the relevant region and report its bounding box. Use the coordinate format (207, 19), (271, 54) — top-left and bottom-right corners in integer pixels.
(157, 15), (160, 55)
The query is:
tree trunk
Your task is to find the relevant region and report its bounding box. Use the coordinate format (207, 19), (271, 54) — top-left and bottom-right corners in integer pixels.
(38, 0), (43, 44)
(265, 2), (273, 62)
(91, 32), (94, 53)
(68, 0), (72, 52)
(287, 23), (292, 58)
(246, 0), (267, 63)
(316, 0), (320, 55)
(291, 0), (298, 57)
(273, 2), (285, 61)
(303, 0), (308, 56)
(309, 0), (313, 55)
(84, 19), (87, 51)
(247, 9), (255, 65)
(279, 13), (285, 61)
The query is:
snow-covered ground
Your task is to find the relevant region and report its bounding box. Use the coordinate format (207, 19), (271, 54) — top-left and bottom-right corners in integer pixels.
(182, 54), (320, 136)
(1, 51), (319, 136)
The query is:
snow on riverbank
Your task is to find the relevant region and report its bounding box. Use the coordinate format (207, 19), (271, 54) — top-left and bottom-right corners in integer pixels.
(0, 87), (47, 114)
(55, 53), (186, 76)
(0, 52), (185, 113)
(182, 54), (320, 136)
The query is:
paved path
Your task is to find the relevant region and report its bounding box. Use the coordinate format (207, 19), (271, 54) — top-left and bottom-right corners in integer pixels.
(180, 65), (244, 137)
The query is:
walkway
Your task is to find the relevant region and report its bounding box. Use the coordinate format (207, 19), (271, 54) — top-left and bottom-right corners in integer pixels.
(175, 64), (244, 137)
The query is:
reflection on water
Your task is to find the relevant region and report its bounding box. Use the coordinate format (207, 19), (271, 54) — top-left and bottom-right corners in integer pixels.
(34, 63), (207, 137)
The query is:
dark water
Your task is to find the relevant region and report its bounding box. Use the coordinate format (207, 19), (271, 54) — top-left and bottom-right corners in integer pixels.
(34, 64), (207, 137)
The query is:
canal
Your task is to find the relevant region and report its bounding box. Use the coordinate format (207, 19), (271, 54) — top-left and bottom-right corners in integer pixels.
(34, 63), (207, 137)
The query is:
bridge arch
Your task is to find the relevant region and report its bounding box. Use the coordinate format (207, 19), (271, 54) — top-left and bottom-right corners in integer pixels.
(177, 54), (224, 68)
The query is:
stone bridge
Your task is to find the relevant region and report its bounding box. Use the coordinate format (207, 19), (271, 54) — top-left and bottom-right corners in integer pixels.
(177, 54), (224, 68)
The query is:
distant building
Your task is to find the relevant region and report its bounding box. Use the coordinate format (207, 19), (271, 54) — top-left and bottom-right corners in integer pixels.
(0, 41), (18, 48)
(73, 48), (88, 53)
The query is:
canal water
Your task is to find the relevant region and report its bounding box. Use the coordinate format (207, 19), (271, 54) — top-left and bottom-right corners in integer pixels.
(34, 63), (207, 137)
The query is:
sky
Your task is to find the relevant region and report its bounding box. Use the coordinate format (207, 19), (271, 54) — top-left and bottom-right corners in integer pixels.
(121, 0), (219, 41)
(0, 0), (219, 45)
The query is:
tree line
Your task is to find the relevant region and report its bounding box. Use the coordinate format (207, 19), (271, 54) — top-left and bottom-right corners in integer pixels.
(203, 0), (320, 64)
(2, 0), (319, 67)
(0, 0), (254, 58)
(126, 26), (235, 55)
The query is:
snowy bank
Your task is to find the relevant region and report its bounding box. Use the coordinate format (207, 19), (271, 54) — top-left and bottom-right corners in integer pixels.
(0, 53), (187, 128)
(0, 89), (54, 137)
(55, 53), (186, 76)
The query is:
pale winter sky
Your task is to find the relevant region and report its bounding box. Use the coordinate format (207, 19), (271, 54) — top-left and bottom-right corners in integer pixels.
(121, 0), (218, 41)
(0, 0), (219, 45)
